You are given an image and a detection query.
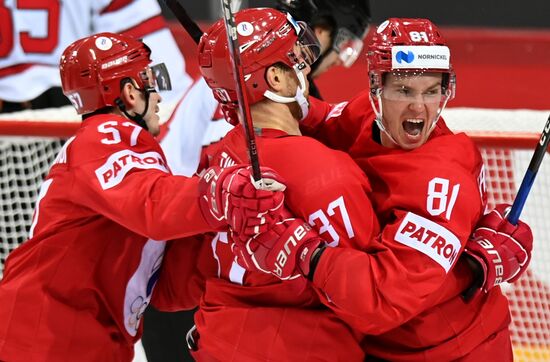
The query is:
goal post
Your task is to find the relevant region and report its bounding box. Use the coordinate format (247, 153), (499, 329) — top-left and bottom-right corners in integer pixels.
(0, 106), (549, 361)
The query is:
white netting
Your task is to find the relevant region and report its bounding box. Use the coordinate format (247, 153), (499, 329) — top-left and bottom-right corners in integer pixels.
(480, 147), (550, 361)
(0, 103), (177, 278)
(0, 137), (65, 274)
(0, 106), (549, 360)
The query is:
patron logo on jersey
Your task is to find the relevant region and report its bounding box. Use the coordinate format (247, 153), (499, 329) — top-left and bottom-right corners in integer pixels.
(395, 212), (461, 272)
(392, 45), (450, 70)
(95, 149), (169, 189)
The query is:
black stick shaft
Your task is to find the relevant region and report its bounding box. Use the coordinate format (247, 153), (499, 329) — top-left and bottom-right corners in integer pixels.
(162, 0), (203, 44)
(220, 0), (262, 182)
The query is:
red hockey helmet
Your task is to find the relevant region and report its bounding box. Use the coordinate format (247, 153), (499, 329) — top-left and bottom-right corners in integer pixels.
(60, 32), (170, 115)
(367, 18), (456, 100)
(198, 7), (321, 108)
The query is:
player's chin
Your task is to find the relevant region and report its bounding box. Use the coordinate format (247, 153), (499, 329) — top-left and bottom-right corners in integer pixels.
(146, 115), (160, 135)
(149, 124), (161, 137)
(398, 132), (426, 150)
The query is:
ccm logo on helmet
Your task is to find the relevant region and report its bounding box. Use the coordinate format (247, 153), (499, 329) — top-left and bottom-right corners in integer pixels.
(395, 212), (460, 272)
(95, 150), (169, 189)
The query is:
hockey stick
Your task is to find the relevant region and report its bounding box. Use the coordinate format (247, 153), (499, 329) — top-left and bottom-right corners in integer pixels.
(219, 0), (277, 190)
(507, 115), (550, 224)
(161, 0), (203, 44)
(162, 0), (283, 190)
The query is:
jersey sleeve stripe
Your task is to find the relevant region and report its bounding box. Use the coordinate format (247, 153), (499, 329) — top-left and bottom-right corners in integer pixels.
(0, 63), (34, 78)
(119, 15), (166, 40)
(99, 0), (134, 15)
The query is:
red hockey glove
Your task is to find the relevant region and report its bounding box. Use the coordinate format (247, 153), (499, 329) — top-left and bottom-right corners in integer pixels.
(232, 209), (323, 280)
(464, 204), (533, 293)
(198, 165), (286, 238)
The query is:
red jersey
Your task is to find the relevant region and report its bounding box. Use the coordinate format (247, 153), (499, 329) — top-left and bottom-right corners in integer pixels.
(302, 91), (511, 361)
(156, 126), (379, 361)
(0, 114), (211, 362)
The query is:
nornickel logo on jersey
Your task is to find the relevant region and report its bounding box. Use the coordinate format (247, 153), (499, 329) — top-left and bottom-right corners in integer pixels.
(95, 150), (169, 189)
(395, 212), (460, 272)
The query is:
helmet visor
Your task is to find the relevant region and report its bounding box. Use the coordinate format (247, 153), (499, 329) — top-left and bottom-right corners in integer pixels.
(380, 72), (445, 104)
(140, 63), (172, 92)
(333, 28), (363, 68)
(295, 21), (321, 66)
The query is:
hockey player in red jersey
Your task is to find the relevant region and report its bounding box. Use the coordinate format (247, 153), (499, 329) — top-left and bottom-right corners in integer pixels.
(153, 8), (375, 361)
(225, 18), (534, 361)
(0, 32), (286, 362)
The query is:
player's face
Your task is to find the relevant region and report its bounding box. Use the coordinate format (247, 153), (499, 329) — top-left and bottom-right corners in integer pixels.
(286, 42), (312, 97)
(136, 67), (163, 136)
(141, 91), (162, 136)
(310, 27), (342, 78)
(312, 50), (342, 78)
(380, 72), (443, 150)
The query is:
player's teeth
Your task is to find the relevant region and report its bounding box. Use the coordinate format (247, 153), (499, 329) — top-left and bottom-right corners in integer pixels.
(403, 119), (424, 136)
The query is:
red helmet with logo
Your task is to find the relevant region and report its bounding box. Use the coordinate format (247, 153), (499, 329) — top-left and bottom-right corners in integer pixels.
(60, 32), (153, 115)
(198, 7), (320, 108)
(367, 18), (456, 99)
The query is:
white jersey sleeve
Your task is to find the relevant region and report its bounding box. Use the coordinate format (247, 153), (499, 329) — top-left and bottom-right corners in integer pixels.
(0, 0), (191, 103)
(160, 78), (233, 176)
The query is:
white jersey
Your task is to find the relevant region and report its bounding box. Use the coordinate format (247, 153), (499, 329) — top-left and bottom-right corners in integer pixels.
(160, 78), (234, 176)
(0, 0), (191, 103)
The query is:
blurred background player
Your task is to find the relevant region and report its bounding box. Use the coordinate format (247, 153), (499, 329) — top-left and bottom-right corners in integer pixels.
(0, 31), (284, 362)
(0, 0), (190, 113)
(276, 0), (371, 98)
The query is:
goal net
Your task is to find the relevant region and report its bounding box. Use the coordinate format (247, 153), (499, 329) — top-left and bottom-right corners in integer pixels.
(0, 106), (549, 361)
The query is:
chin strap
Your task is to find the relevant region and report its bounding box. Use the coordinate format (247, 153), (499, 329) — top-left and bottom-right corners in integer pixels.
(263, 64), (309, 120)
(427, 88), (452, 133)
(369, 89), (399, 146)
(115, 88), (153, 131)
